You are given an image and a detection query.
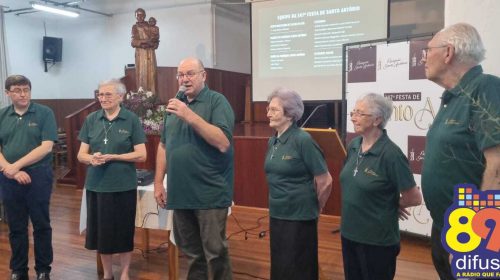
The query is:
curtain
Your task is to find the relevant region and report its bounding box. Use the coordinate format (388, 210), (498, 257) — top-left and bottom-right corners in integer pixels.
(0, 6), (9, 108)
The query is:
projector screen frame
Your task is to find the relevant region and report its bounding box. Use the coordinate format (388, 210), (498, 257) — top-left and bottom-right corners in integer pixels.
(250, 0), (390, 102)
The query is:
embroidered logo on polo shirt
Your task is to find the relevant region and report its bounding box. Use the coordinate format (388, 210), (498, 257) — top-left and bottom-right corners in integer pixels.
(282, 155), (293, 160)
(445, 119), (461, 125)
(118, 129), (130, 134)
(28, 121), (38, 127)
(363, 168), (379, 177)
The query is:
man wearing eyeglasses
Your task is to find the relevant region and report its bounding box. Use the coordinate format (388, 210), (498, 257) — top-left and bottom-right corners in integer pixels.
(421, 23), (500, 280)
(154, 57), (235, 279)
(0, 75), (57, 280)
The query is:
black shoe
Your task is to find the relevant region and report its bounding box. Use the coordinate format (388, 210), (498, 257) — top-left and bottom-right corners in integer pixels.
(10, 273), (28, 280)
(36, 273), (51, 280)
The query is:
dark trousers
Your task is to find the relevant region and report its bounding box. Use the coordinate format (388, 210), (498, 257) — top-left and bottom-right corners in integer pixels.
(173, 208), (232, 280)
(270, 217), (318, 280)
(431, 225), (455, 280)
(0, 165), (53, 274)
(341, 235), (400, 280)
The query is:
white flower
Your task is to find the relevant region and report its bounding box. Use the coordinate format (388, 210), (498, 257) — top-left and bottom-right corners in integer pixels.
(146, 91), (153, 98)
(146, 109), (153, 117)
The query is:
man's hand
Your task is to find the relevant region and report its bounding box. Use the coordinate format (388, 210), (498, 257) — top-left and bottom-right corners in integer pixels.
(2, 163), (20, 179)
(398, 206), (411, 220)
(166, 98), (192, 121)
(14, 171), (31, 185)
(154, 182), (167, 208)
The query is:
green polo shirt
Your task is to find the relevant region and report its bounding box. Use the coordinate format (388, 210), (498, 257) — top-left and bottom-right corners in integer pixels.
(161, 85), (234, 209)
(340, 131), (416, 246)
(78, 107), (146, 192)
(264, 123), (328, 221)
(0, 102), (57, 169)
(422, 65), (500, 231)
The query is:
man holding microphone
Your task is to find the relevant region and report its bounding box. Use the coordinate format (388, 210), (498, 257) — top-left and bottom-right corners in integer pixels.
(154, 57), (235, 280)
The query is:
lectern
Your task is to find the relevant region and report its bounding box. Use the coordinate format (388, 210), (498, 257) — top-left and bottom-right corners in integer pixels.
(304, 128), (346, 217)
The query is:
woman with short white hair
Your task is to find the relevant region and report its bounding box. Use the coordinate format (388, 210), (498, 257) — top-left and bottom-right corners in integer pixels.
(77, 79), (147, 280)
(340, 93), (422, 280)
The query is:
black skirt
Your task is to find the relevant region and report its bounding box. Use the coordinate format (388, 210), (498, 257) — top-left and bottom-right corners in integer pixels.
(85, 189), (137, 254)
(270, 217), (318, 280)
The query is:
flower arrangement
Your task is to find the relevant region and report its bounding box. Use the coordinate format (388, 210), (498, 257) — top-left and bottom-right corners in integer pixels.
(122, 87), (165, 135)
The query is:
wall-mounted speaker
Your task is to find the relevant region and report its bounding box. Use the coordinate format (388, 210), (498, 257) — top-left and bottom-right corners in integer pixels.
(43, 36), (63, 62)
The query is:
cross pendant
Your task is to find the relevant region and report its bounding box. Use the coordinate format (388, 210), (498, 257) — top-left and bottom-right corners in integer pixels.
(104, 138), (108, 145)
(353, 168), (358, 176)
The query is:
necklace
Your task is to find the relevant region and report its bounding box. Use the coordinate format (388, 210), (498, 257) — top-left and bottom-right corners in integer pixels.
(102, 120), (114, 145)
(270, 139), (280, 159)
(353, 148), (365, 176)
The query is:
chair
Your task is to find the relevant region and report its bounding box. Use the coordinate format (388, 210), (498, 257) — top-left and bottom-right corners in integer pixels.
(53, 132), (68, 168)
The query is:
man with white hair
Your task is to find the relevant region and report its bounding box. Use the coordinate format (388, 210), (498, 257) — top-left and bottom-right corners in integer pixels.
(421, 23), (500, 279)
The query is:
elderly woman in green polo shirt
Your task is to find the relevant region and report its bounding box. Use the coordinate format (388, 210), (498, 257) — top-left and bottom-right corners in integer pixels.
(340, 93), (422, 280)
(77, 79), (147, 280)
(264, 87), (332, 280)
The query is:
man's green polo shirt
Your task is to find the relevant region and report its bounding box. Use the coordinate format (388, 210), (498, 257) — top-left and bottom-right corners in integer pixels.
(161, 85), (235, 209)
(422, 65), (500, 231)
(78, 107), (146, 192)
(264, 123), (328, 221)
(340, 131), (415, 246)
(0, 102), (57, 168)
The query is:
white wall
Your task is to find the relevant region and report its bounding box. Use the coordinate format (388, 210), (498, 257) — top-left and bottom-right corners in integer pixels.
(445, 0), (500, 77)
(4, 3), (238, 99)
(213, 4), (251, 73)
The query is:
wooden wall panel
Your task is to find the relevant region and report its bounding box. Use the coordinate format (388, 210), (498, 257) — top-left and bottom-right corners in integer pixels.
(252, 102), (268, 123)
(125, 67), (249, 123)
(233, 136), (270, 208)
(205, 69), (248, 123)
(63, 101), (101, 187)
(124, 67), (178, 103)
(252, 100), (345, 134)
(233, 134), (342, 216)
(135, 135), (160, 171)
(33, 99), (95, 130)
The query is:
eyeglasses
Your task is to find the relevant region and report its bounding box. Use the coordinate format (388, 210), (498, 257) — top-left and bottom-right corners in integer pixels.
(266, 107), (282, 114)
(176, 70), (205, 80)
(350, 111), (372, 118)
(8, 88), (31, 95)
(96, 92), (115, 99)
(422, 45), (448, 56)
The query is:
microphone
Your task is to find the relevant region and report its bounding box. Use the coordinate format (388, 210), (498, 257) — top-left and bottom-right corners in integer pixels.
(301, 104), (327, 128)
(167, 85), (187, 115)
(175, 85), (187, 101)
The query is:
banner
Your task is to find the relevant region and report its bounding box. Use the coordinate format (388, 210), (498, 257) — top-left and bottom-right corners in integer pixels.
(345, 39), (443, 236)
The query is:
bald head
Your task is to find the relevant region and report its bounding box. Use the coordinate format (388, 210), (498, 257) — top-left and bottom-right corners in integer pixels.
(177, 57), (207, 98)
(179, 57), (205, 71)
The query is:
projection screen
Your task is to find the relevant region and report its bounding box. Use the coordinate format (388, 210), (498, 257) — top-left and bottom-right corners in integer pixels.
(251, 0), (389, 101)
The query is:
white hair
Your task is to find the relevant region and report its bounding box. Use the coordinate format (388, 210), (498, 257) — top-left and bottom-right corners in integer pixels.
(438, 23), (485, 65)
